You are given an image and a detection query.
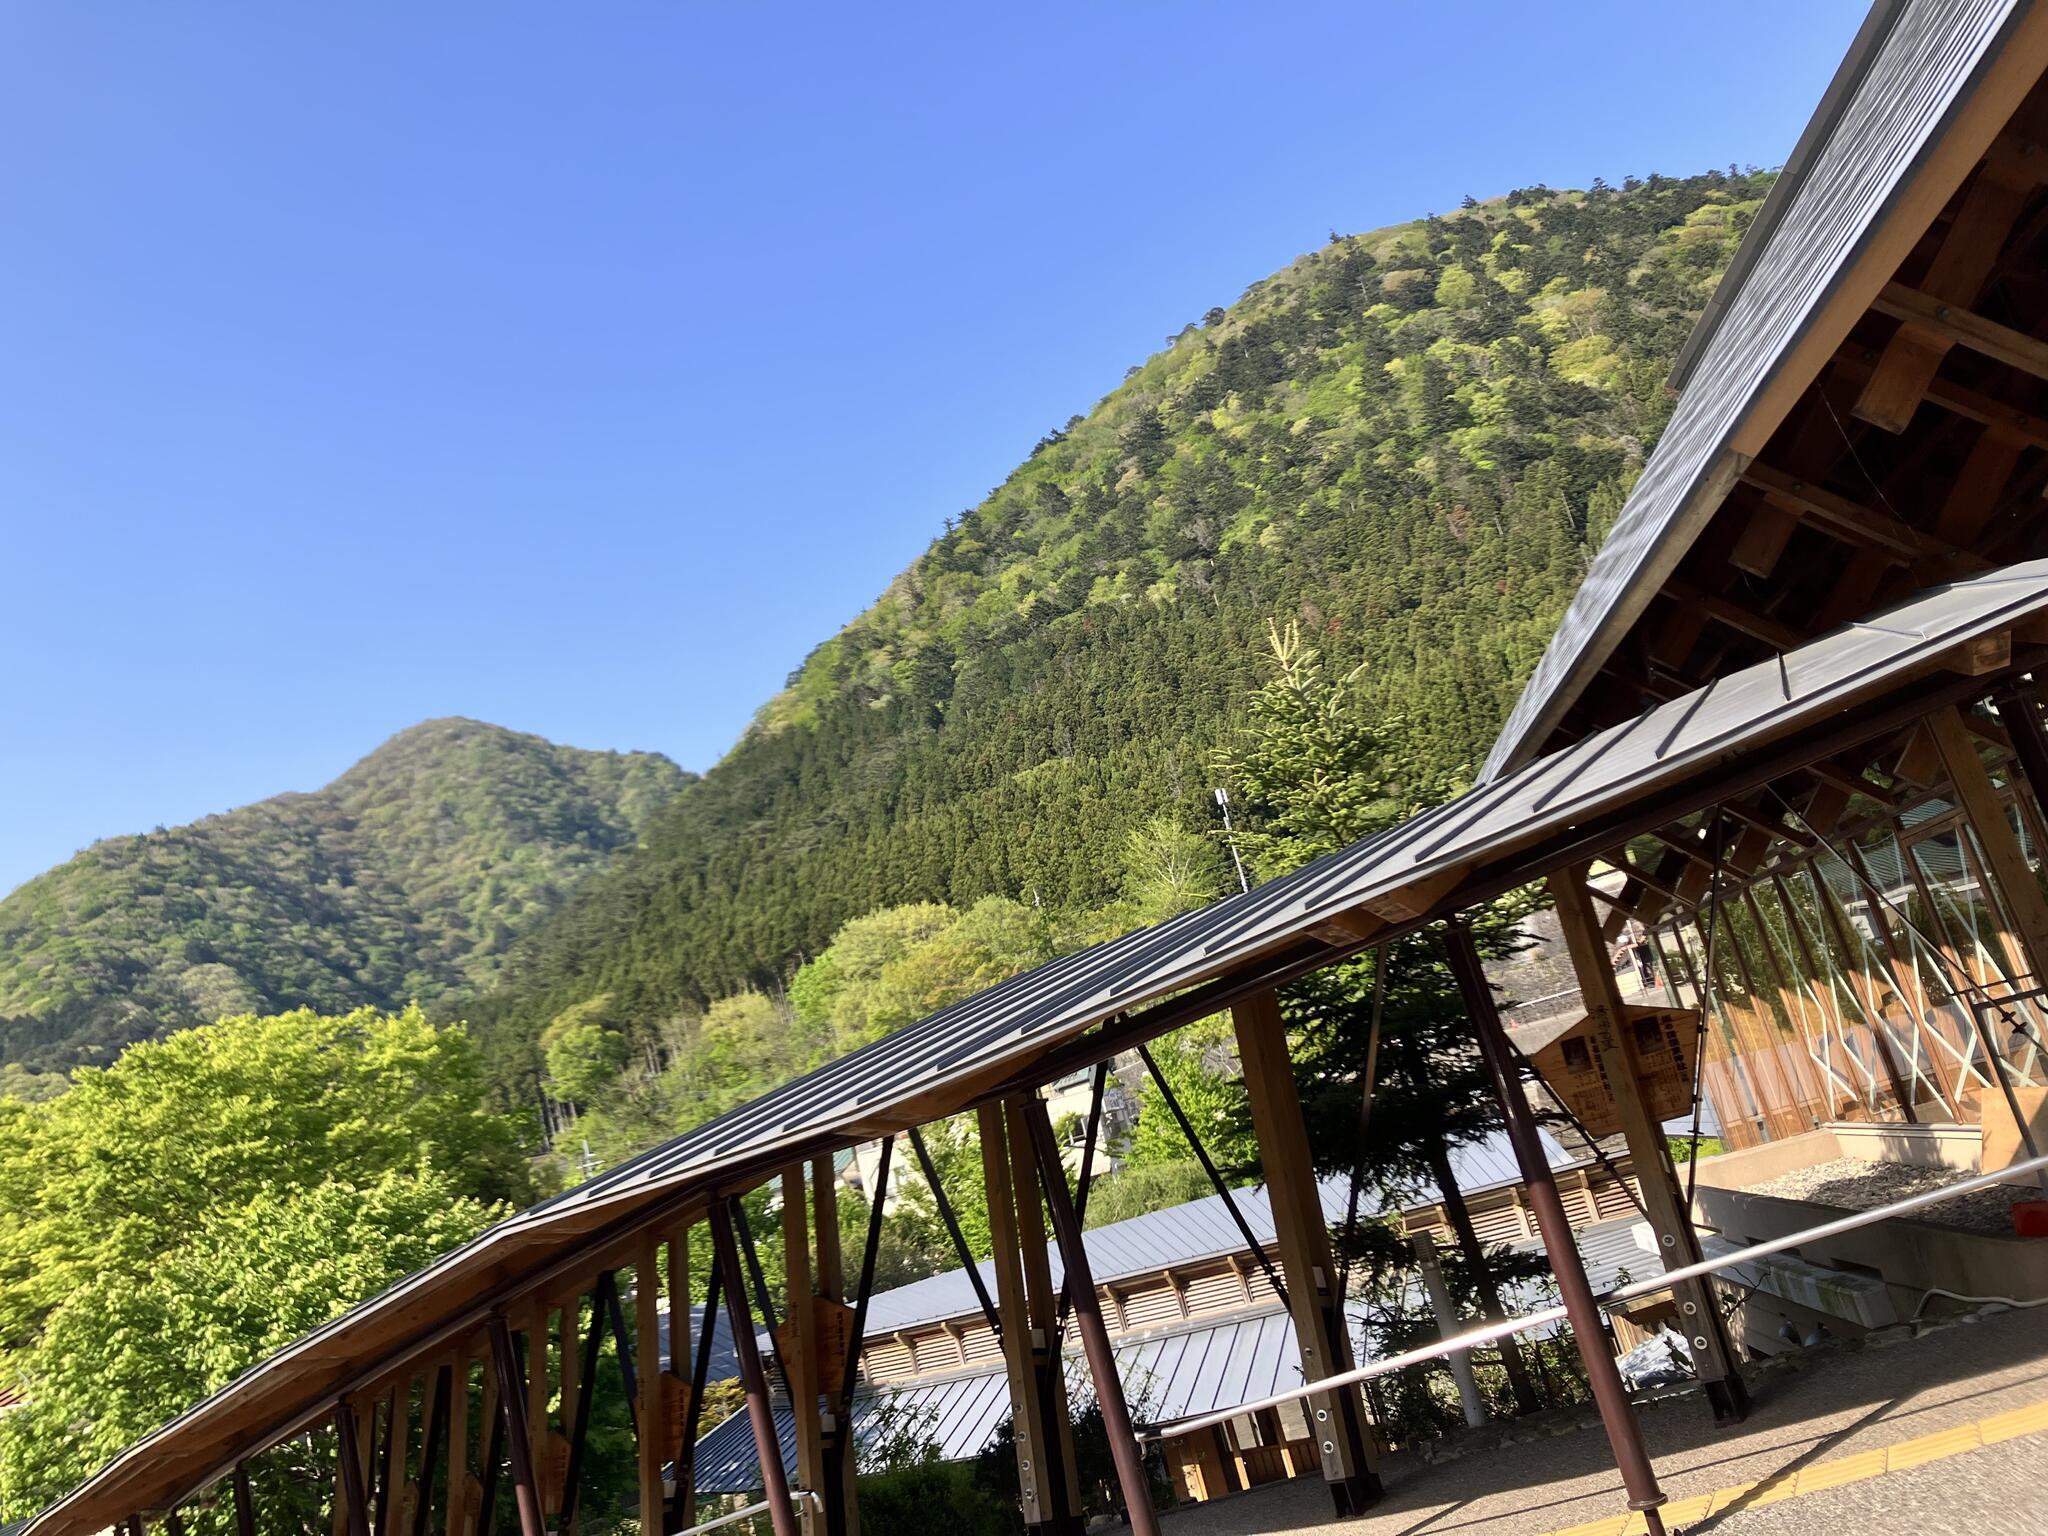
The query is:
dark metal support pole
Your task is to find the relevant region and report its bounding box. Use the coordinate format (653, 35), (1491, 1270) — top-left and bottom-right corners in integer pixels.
(486, 1315), (548, 1536)
(232, 1464), (257, 1536)
(558, 1275), (614, 1536)
(1136, 1043), (1288, 1306)
(1446, 917), (1668, 1535)
(709, 1197), (800, 1536)
(602, 1275), (640, 1435)
(732, 1201), (781, 1337)
(1054, 1062), (1109, 1335)
(334, 1405), (374, 1536)
(906, 1124), (1003, 1336)
(1020, 1096), (1161, 1536)
(411, 1365), (452, 1536)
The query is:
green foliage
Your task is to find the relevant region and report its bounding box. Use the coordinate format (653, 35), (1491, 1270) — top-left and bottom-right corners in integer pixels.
(1119, 816), (1226, 924)
(1668, 1134), (1724, 1162)
(1080, 1157), (1216, 1229)
(471, 172), (1770, 1102)
(0, 720), (687, 1074)
(0, 1006), (528, 1524)
(1125, 1017), (1254, 1174)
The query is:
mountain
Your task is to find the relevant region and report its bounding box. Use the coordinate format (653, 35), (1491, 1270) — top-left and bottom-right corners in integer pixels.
(0, 719), (689, 1075)
(468, 170), (1773, 1098)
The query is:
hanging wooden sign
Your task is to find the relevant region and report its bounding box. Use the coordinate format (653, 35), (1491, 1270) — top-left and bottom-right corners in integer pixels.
(1527, 1005), (1701, 1140)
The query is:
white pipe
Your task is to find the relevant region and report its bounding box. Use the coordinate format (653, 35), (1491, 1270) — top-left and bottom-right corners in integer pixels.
(673, 1490), (820, 1536)
(1145, 1149), (2048, 1441)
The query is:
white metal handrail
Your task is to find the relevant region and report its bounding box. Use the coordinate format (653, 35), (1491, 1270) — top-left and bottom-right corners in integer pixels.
(1145, 1150), (2048, 1441)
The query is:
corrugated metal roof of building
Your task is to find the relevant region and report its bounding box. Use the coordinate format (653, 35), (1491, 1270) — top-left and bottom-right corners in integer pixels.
(1483, 0), (2026, 780)
(43, 559), (2048, 1536)
(697, 1219), (1663, 1495)
(693, 1300), (1378, 1495)
(861, 1129), (1573, 1336)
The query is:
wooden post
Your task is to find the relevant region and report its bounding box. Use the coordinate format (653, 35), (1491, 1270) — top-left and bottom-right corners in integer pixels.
(1551, 871), (1749, 1424)
(979, 1104), (1078, 1536)
(447, 1349), (471, 1536)
(1230, 989), (1381, 1515)
(1930, 704), (2048, 988)
(709, 1198), (800, 1536)
(380, 1387), (406, 1536)
(1003, 1101), (1084, 1534)
(486, 1315), (547, 1536)
(665, 1226), (694, 1536)
(806, 1161), (856, 1536)
(522, 1309), (549, 1520)
(1018, 1098), (1161, 1536)
(636, 1233), (666, 1535)
(555, 1306), (579, 1526)
(779, 1166), (826, 1536)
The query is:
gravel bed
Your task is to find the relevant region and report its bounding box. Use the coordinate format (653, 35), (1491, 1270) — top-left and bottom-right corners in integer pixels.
(1744, 1156), (2042, 1234)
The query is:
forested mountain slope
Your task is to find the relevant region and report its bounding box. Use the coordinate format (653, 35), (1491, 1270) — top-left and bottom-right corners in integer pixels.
(0, 720), (687, 1075)
(473, 170), (1772, 1096)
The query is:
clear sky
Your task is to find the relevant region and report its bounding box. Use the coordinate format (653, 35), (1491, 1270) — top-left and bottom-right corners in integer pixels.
(2, 1), (1871, 895)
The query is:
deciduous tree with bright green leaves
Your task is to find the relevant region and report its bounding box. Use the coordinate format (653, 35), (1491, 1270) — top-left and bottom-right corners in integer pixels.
(0, 1006), (531, 1526)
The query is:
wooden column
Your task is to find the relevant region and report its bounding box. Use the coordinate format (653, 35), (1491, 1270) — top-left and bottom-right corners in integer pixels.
(1930, 705), (2048, 989)
(635, 1233), (666, 1536)
(665, 1225), (694, 1536)
(806, 1160), (857, 1536)
(1552, 871), (1749, 1424)
(447, 1348), (471, 1536)
(1230, 989), (1381, 1515)
(979, 1103), (1081, 1536)
(780, 1166), (827, 1536)
(336, 1402), (375, 1536)
(522, 1308), (550, 1520)
(1004, 1101), (1085, 1533)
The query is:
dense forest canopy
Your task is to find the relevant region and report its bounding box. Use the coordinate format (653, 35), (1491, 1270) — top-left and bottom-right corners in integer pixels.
(469, 169), (1773, 1100)
(0, 719), (687, 1076)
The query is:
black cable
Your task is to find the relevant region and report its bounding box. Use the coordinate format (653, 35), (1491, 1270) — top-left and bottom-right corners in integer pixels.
(1686, 810), (1728, 1208)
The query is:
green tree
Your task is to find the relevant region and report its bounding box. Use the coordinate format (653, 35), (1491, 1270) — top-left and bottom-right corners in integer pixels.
(1214, 624), (1545, 1413)
(0, 1007), (529, 1524)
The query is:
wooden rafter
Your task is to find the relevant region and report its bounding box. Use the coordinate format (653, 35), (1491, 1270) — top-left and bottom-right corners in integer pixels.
(1855, 140), (2046, 431)
(1872, 281), (2048, 386)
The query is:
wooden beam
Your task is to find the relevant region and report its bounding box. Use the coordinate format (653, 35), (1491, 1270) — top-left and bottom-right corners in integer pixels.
(635, 1234), (666, 1536)
(1660, 576), (1806, 652)
(1001, 1099), (1084, 1531)
(1942, 629), (2015, 677)
(1855, 144), (2044, 430)
(1549, 872), (1749, 1422)
(1230, 991), (1381, 1514)
(1872, 281), (2048, 387)
(1917, 371), (2048, 453)
(977, 1104), (1064, 1534)
(1929, 705), (2048, 991)
(1738, 462), (1983, 568)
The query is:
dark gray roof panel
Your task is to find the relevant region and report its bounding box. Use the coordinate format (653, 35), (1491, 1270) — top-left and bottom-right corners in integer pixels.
(1483, 0), (2024, 780)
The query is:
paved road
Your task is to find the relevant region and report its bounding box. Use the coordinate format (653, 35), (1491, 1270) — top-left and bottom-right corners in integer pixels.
(1710, 1429), (2048, 1534)
(1124, 1305), (2048, 1536)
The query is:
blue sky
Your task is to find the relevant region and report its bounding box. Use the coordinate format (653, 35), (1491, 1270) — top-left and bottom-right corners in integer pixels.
(2, 1), (1869, 895)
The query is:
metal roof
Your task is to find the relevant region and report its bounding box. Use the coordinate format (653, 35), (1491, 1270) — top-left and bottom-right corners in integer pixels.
(861, 1131), (1573, 1337)
(32, 561), (2048, 1536)
(1483, 0), (2027, 781)
(691, 1301), (1379, 1495)
(695, 1214), (1660, 1494)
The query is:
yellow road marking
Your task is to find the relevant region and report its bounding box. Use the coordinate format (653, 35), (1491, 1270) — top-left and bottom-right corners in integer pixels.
(1542, 1397), (2048, 1535)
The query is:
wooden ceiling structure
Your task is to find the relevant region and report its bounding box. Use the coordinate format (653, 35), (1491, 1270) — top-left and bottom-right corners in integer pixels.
(26, 8), (2048, 1536)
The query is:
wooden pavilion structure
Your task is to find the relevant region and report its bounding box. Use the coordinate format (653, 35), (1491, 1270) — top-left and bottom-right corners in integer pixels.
(26, 4), (2048, 1536)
